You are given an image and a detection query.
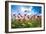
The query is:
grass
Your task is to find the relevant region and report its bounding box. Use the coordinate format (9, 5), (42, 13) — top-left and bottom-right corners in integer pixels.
(11, 18), (41, 28)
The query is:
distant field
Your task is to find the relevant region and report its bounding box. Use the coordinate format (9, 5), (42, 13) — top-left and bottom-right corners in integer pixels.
(11, 17), (41, 28)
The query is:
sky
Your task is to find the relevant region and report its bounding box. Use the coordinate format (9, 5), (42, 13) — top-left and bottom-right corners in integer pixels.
(11, 5), (42, 16)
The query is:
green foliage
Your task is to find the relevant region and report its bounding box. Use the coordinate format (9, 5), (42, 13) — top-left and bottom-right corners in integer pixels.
(11, 19), (41, 28)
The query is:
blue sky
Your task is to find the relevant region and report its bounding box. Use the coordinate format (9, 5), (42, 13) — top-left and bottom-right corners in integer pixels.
(11, 5), (42, 16)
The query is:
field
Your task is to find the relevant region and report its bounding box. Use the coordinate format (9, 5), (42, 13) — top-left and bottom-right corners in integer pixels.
(11, 16), (41, 28)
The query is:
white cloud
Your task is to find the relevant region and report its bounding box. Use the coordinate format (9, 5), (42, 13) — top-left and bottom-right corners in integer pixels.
(20, 7), (32, 12)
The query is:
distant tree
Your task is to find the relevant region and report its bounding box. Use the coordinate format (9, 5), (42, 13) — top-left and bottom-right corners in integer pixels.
(25, 10), (27, 12)
(27, 15), (29, 19)
(24, 14), (27, 16)
(13, 14), (15, 16)
(18, 13), (23, 17)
